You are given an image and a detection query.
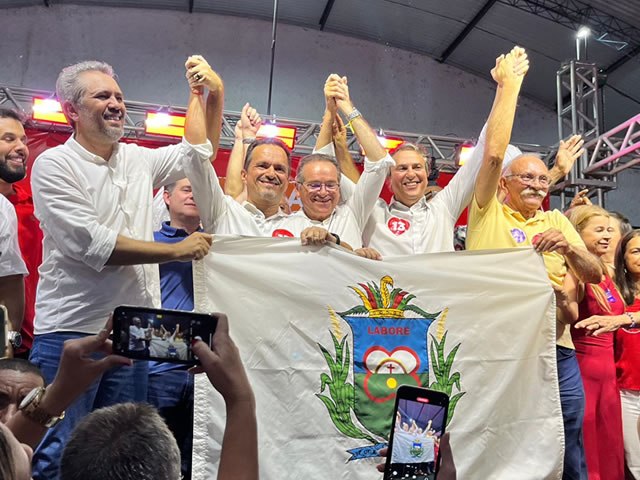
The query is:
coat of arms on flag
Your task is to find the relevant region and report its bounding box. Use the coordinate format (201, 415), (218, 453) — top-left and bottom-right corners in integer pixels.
(317, 275), (465, 461)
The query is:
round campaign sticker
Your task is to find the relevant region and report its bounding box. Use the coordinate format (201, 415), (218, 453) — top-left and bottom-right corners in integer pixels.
(388, 217), (410, 236)
(272, 229), (294, 238)
(510, 228), (527, 243)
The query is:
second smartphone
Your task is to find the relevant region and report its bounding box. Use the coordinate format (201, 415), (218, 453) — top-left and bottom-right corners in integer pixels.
(384, 385), (450, 480)
(112, 305), (217, 365)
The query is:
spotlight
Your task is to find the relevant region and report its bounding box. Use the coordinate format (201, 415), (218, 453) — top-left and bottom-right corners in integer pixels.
(455, 141), (475, 167)
(576, 26), (591, 39)
(32, 98), (68, 124)
(256, 123), (297, 149)
(145, 112), (185, 138)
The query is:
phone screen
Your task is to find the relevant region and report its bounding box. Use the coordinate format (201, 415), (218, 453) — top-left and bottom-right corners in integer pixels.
(112, 306), (217, 365)
(385, 387), (449, 480)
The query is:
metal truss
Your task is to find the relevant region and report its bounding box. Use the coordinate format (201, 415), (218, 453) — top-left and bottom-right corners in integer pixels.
(0, 84), (550, 174)
(501, 0), (640, 51)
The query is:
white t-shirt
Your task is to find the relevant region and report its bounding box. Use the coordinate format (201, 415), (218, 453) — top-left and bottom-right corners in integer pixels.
(0, 195), (28, 277)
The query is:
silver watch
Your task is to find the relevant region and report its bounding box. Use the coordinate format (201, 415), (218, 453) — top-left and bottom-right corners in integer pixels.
(8, 331), (22, 349)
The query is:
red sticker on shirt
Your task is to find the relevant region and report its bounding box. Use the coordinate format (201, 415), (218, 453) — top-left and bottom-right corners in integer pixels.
(387, 217), (410, 236)
(272, 229), (294, 238)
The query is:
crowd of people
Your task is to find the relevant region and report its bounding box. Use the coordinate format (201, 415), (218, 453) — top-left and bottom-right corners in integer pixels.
(0, 43), (638, 480)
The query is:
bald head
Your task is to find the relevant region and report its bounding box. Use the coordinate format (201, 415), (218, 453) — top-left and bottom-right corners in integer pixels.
(503, 154), (548, 177)
(500, 153), (550, 217)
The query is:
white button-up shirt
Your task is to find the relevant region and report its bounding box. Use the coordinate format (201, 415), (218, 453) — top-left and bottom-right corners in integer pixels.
(0, 195), (28, 277)
(285, 154), (395, 248)
(31, 136), (212, 334)
(182, 149), (290, 235)
(340, 124), (499, 256)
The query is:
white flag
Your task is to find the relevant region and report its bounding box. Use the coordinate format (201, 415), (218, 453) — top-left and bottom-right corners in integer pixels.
(192, 237), (563, 480)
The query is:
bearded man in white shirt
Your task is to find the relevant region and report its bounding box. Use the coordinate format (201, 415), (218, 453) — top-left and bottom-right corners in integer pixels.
(28, 59), (215, 479)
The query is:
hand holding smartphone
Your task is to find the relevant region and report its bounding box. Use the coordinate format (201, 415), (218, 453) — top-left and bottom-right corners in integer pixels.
(112, 306), (217, 365)
(384, 385), (449, 480)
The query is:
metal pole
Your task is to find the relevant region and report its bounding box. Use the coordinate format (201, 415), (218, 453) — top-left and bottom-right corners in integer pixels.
(266, 0), (279, 117)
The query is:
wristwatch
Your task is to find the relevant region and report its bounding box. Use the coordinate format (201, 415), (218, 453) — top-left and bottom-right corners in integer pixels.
(19, 387), (66, 428)
(8, 331), (22, 349)
(346, 109), (362, 122)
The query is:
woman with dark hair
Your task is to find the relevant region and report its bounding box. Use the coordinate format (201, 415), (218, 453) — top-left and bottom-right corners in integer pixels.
(576, 229), (640, 478)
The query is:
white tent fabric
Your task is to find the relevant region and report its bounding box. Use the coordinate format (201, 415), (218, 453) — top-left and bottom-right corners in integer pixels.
(192, 237), (563, 480)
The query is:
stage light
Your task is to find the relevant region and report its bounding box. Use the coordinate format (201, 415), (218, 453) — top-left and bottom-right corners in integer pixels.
(576, 26), (591, 39)
(256, 123), (297, 149)
(455, 141), (475, 167)
(145, 112), (185, 138)
(32, 98), (68, 124)
(378, 136), (404, 152)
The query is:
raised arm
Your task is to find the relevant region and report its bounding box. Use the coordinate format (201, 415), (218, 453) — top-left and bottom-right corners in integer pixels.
(314, 74), (343, 151)
(336, 77), (387, 162)
(333, 115), (360, 183)
(549, 134), (584, 185)
(191, 314), (258, 480)
(225, 103), (261, 199)
(185, 55), (224, 159)
(474, 47), (529, 208)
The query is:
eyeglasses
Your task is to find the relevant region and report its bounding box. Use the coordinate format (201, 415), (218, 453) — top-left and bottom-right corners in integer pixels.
(505, 173), (551, 187)
(299, 182), (340, 192)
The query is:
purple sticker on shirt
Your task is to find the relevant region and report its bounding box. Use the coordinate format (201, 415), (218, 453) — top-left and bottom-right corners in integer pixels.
(510, 228), (526, 243)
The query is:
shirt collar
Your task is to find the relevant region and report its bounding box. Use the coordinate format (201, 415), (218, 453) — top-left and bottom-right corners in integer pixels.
(502, 202), (546, 223)
(389, 196), (428, 212)
(242, 201), (288, 220)
(66, 136), (121, 165)
(159, 221), (201, 237)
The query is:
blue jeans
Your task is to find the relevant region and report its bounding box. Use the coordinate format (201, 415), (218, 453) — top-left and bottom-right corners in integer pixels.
(557, 346), (587, 480)
(147, 368), (194, 480)
(29, 332), (148, 480)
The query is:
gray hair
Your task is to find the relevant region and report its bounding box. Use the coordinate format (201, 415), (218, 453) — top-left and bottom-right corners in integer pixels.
(501, 152), (544, 176)
(295, 153), (341, 184)
(56, 60), (116, 107)
(244, 137), (291, 171)
(392, 142), (429, 162)
(60, 403), (181, 480)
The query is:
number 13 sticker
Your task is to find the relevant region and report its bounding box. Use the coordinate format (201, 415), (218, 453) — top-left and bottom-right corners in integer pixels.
(388, 217), (410, 236)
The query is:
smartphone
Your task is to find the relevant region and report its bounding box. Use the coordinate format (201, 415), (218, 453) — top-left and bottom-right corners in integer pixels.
(112, 305), (217, 365)
(384, 386), (450, 480)
(0, 305), (8, 358)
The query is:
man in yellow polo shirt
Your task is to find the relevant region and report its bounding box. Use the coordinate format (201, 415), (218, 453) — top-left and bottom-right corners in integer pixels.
(467, 47), (600, 480)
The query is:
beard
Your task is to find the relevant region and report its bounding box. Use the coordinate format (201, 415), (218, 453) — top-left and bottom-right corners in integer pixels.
(0, 156), (26, 183)
(99, 121), (124, 142)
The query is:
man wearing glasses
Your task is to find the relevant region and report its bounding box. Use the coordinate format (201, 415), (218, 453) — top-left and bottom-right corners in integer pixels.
(466, 47), (599, 480)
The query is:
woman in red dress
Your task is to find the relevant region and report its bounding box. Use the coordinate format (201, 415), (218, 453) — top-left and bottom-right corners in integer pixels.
(564, 206), (625, 479)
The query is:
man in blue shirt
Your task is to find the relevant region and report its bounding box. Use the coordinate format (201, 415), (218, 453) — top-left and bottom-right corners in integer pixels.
(151, 177), (202, 480)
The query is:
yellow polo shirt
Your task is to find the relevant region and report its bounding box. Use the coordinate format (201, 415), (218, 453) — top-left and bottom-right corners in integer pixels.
(466, 194), (587, 349)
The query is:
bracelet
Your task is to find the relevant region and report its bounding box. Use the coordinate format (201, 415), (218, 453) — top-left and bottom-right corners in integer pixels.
(331, 233), (341, 246)
(626, 312), (637, 328)
(346, 109), (362, 122)
(242, 138), (256, 145)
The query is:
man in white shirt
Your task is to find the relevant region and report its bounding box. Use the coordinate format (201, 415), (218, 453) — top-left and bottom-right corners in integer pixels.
(29, 59), (214, 479)
(0, 194), (28, 353)
(286, 74), (394, 249)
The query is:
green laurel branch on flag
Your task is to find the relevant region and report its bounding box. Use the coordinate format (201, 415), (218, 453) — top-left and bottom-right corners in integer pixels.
(428, 331), (466, 427)
(317, 331), (376, 443)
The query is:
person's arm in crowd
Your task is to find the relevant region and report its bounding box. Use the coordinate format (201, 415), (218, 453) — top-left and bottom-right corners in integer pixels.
(300, 226), (353, 251)
(336, 77), (386, 162)
(474, 47), (529, 209)
(181, 55), (228, 232)
(0, 275), (24, 332)
(225, 103), (261, 199)
(190, 314), (258, 480)
(314, 74), (342, 152)
(7, 318), (132, 448)
(107, 233), (212, 265)
(184, 55), (224, 159)
(575, 310), (640, 336)
(333, 115), (360, 183)
(569, 189), (592, 209)
(549, 135), (584, 185)
(532, 227), (602, 284)
(554, 272), (579, 325)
